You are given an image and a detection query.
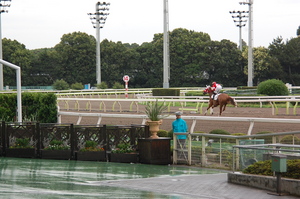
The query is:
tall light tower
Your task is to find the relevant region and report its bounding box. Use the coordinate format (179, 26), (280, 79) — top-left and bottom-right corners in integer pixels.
(229, 10), (248, 51)
(0, 0), (11, 91)
(240, 0), (253, 87)
(88, 2), (110, 85)
(163, 0), (170, 88)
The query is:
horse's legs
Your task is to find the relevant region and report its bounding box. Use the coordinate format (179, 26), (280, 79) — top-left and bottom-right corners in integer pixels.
(223, 104), (227, 111)
(204, 100), (214, 115)
(219, 105), (223, 116)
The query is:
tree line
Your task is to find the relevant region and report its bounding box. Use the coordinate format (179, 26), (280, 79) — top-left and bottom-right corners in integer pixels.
(3, 27), (300, 88)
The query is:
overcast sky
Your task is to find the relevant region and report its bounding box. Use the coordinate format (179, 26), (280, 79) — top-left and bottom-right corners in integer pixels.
(1, 0), (299, 50)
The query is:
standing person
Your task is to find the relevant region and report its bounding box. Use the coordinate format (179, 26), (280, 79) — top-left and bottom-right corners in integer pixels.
(172, 111), (188, 159)
(211, 82), (222, 100)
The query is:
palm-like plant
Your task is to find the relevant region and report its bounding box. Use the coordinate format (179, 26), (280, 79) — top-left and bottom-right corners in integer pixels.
(145, 100), (168, 121)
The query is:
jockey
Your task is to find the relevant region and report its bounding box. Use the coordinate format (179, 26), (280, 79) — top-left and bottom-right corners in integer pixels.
(211, 82), (222, 100)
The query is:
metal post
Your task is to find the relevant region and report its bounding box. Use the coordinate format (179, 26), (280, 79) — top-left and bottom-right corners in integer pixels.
(240, 0), (254, 87)
(229, 10), (248, 51)
(0, 13), (3, 90)
(88, 2), (110, 85)
(0, 0), (12, 91)
(248, 0), (253, 87)
(163, 0), (170, 88)
(0, 59), (22, 122)
(96, 3), (101, 84)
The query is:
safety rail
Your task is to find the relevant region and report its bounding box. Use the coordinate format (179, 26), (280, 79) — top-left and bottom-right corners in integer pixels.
(57, 112), (300, 135)
(57, 97), (300, 115)
(173, 131), (300, 170)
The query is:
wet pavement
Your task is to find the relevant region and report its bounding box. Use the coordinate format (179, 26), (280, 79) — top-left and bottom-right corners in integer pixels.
(0, 158), (298, 199)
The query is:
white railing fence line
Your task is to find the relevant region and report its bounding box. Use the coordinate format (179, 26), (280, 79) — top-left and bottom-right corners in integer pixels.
(173, 131), (300, 170)
(57, 96), (300, 115)
(57, 111), (300, 136)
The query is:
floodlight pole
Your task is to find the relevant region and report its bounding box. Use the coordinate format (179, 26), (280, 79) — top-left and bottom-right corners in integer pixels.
(240, 0), (253, 87)
(0, 0), (11, 91)
(88, 2), (110, 85)
(229, 10), (248, 51)
(163, 0), (170, 88)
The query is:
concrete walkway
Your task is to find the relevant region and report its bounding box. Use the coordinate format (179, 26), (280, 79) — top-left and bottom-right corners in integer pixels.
(0, 158), (298, 199)
(100, 173), (299, 199)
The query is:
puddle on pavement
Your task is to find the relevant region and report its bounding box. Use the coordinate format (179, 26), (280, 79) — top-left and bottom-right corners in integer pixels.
(0, 157), (225, 198)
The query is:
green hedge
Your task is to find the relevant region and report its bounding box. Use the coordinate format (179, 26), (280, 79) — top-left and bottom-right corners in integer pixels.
(257, 79), (289, 96)
(0, 93), (57, 123)
(243, 159), (300, 179)
(152, 89), (180, 96)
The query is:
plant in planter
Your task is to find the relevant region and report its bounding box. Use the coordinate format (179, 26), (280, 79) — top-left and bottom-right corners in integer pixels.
(111, 143), (136, 154)
(44, 139), (70, 150)
(10, 138), (34, 149)
(145, 99), (168, 138)
(42, 139), (71, 160)
(6, 137), (36, 158)
(79, 141), (104, 152)
(110, 143), (138, 163)
(76, 141), (106, 161)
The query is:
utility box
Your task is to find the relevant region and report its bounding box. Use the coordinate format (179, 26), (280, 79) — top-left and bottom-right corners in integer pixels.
(138, 138), (171, 165)
(271, 154), (287, 173)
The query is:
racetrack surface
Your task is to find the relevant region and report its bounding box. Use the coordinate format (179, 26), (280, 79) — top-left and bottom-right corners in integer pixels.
(59, 100), (300, 135)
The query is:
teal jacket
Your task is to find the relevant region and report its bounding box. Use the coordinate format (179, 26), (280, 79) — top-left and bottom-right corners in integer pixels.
(172, 118), (188, 139)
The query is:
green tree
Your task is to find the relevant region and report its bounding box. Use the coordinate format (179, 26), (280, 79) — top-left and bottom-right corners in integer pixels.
(101, 39), (139, 87)
(29, 48), (60, 86)
(169, 28), (212, 87)
(201, 39), (246, 86)
(282, 37), (300, 85)
(2, 38), (33, 86)
(243, 46), (284, 85)
(134, 42), (161, 88)
(54, 32), (96, 85)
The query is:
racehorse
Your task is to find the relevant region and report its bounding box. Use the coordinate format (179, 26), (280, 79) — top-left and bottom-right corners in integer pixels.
(203, 86), (237, 116)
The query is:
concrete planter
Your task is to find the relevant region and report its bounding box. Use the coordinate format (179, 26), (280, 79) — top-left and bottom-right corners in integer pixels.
(41, 150), (72, 160)
(5, 148), (36, 158)
(110, 153), (138, 163)
(76, 151), (106, 161)
(228, 172), (300, 196)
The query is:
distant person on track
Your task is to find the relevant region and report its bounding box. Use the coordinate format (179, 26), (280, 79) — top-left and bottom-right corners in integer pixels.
(211, 82), (222, 100)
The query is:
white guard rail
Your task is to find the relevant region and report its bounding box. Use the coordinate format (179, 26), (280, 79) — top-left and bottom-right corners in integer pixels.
(57, 97), (300, 115)
(57, 112), (300, 135)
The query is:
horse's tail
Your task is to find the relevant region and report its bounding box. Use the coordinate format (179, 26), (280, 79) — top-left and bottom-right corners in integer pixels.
(229, 97), (237, 107)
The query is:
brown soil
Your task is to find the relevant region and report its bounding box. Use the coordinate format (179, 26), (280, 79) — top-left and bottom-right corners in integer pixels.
(59, 100), (300, 135)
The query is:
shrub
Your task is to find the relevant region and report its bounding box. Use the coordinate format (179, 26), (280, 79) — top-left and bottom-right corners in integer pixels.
(243, 159), (300, 179)
(71, 82), (84, 90)
(157, 129), (169, 137)
(96, 82), (108, 89)
(112, 82), (124, 89)
(209, 129), (231, 135)
(257, 79), (289, 96)
(53, 79), (69, 90)
(167, 130), (173, 138)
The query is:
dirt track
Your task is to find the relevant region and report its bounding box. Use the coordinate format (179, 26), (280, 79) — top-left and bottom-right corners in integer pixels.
(59, 99), (300, 135)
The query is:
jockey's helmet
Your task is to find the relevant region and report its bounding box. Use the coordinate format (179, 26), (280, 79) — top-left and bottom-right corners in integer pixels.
(212, 82), (216, 86)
